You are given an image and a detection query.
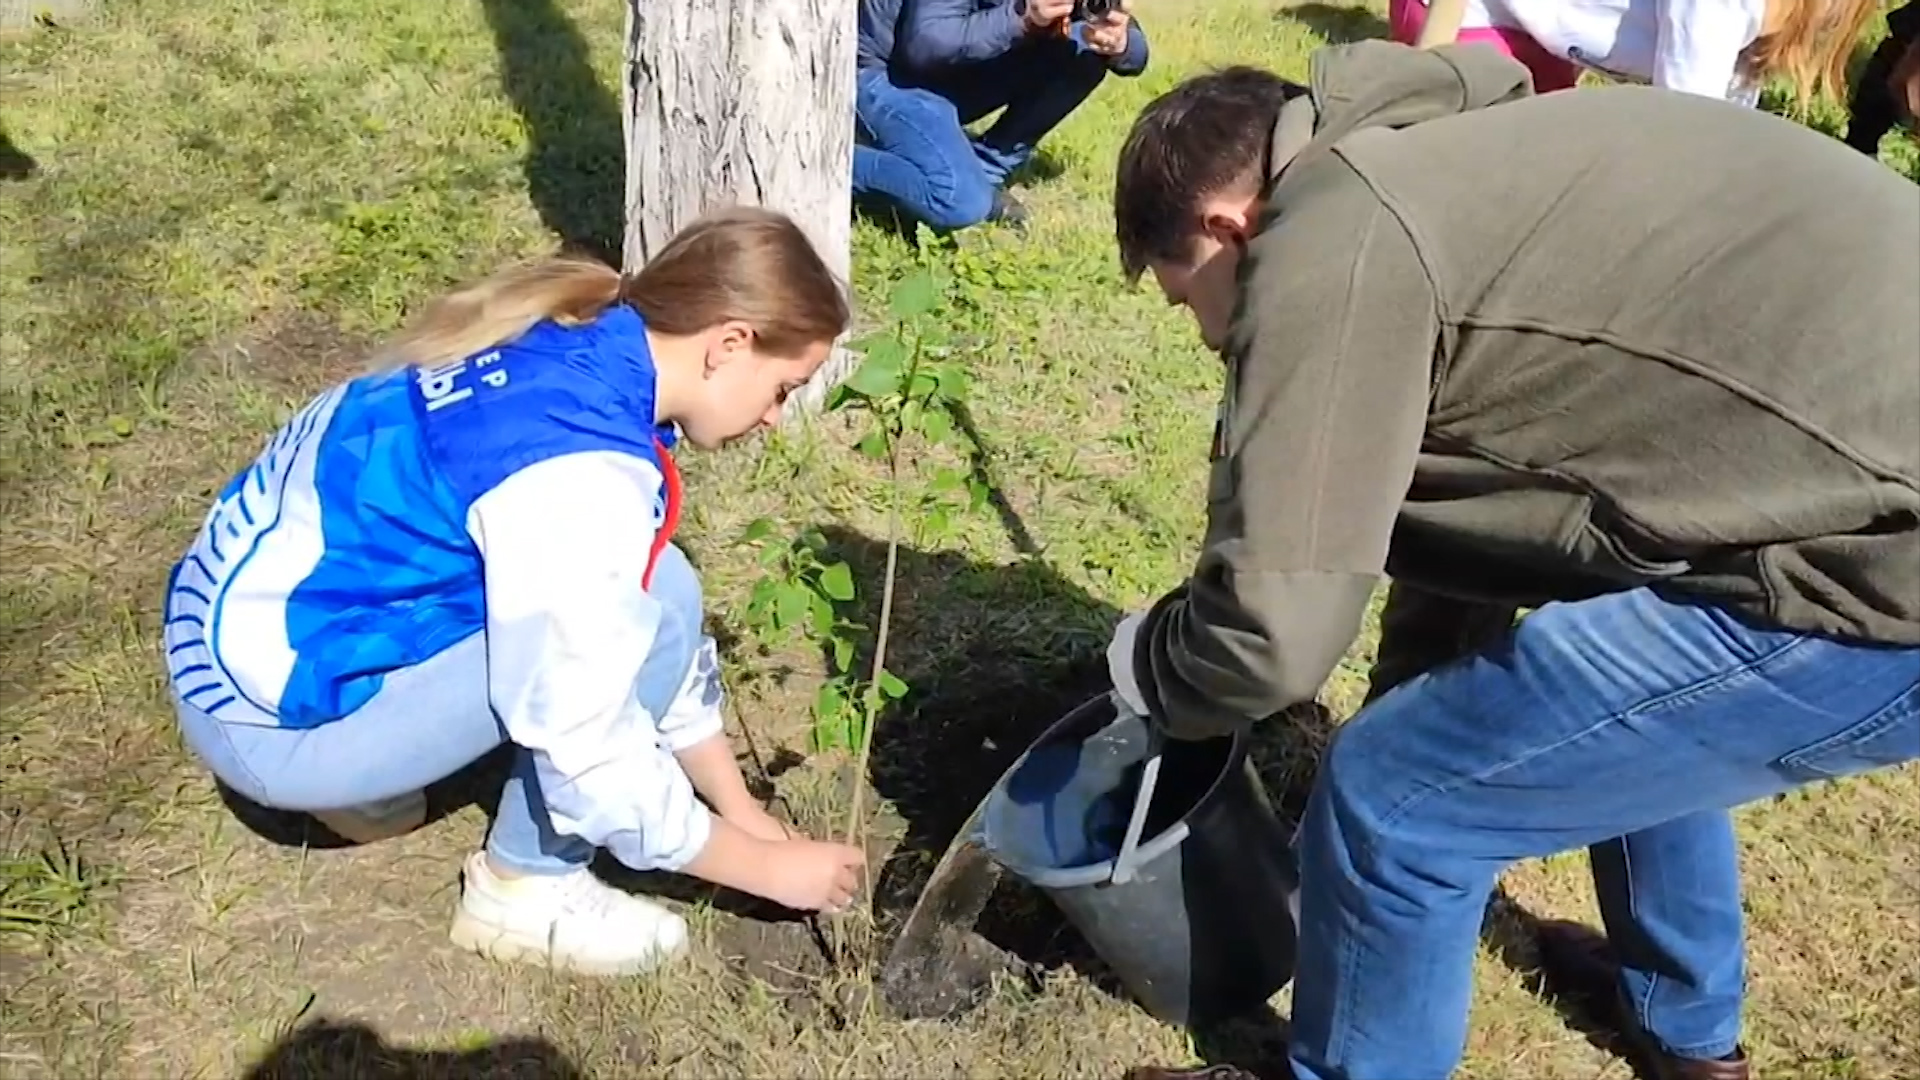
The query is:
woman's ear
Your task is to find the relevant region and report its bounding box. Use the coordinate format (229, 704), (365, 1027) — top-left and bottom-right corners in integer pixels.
(704, 320), (757, 375)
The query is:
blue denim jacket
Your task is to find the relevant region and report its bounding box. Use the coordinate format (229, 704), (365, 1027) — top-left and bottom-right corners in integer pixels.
(859, 0), (1149, 77)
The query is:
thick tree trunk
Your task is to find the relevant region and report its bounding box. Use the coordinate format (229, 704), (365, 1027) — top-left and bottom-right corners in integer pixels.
(622, 0), (859, 416)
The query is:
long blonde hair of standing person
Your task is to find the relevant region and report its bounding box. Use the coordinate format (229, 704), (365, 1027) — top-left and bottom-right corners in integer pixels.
(379, 206), (850, 371)
(1748, 0), (1882, 110)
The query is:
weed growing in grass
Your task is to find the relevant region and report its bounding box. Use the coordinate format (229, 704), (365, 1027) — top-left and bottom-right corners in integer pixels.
(0, 841), (109, 944)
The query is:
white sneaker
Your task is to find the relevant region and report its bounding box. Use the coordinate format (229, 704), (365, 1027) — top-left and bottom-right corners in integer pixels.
(448, 852), (689, 976)
(312, 790), (428, 844)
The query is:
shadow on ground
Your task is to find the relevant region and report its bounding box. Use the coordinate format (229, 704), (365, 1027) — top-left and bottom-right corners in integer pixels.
(852, 146), (1070, 245)
(0, 126), (36, 181)
(1279, 1), (1391, 44)
(213, 748), (516, 853)
(240, 1019), (582, 1080)
(813, 520), (1367, 1076)
(1010, 145), (1069, 187)
(476, 0), (624, 262)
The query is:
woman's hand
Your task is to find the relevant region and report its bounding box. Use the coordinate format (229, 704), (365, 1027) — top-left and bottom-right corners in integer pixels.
(759, 837), (866, 913)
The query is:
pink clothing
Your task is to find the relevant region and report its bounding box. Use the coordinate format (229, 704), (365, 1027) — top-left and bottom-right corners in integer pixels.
(1388, 0), (1583, 92)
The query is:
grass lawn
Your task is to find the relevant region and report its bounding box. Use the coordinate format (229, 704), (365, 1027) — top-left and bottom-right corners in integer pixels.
(2, 0), (1917, 1076)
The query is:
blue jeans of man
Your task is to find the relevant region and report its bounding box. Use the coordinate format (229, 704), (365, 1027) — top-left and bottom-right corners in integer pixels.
(174, 544), (709, 877)
(853, 37), (1109, 230)
(1286, 587), (1920, 1080)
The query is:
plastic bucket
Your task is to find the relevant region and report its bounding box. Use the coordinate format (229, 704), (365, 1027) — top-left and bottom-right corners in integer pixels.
(978, 693), (1298, 1028)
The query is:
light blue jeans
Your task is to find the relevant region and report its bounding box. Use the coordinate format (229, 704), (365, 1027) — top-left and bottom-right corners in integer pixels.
(174, 544), (708, 877)
(1288, 587), (1920, 1080)
(852, 36), (1111, 230)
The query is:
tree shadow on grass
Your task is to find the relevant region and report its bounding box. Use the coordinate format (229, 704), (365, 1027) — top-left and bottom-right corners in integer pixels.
(239, 1018), (583, 1080)
(0, 125), (37, 181)
(476, 0), (624, 262)
(1278, 1), (1391, 45)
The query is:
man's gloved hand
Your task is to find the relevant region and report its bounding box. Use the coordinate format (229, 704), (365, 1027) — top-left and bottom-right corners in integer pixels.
(1105, 610), (1151, 720)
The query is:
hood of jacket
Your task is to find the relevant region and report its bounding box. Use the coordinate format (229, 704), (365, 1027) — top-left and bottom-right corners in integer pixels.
(1266, 40), (1536, 186)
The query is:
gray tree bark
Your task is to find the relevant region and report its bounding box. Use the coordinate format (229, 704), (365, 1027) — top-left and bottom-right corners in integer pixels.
(622, 0), (860, 416)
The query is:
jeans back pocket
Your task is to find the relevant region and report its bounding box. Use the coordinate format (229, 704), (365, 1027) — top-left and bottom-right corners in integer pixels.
(1774, 678), (1920, 783)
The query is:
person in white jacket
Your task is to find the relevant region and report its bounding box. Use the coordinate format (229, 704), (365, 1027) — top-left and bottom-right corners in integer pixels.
(1395, 0), (1880, 107)
(163, 206), (865, 976)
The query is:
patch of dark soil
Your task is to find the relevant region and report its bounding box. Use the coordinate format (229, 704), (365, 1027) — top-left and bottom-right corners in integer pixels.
(214, 309), (378, 397)
(867, 655), (1113, 944)
(241, 1018), (584, 1080)
(710, 915), (833, 993)
(786, 524), (1130, 1012)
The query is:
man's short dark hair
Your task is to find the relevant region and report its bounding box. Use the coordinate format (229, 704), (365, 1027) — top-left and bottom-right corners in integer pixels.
(1113, 66), (1308, 281)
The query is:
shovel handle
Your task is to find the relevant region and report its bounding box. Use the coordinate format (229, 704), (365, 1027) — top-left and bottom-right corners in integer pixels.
(1108, 727), (1164, 886)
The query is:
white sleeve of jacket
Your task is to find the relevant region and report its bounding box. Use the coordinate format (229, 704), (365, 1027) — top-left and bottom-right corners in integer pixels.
(466, 450), (713, 872)
(1653, 0), (1757, 99)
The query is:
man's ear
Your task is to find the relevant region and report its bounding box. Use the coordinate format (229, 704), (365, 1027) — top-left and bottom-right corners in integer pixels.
(1200, 204), (1254, 250)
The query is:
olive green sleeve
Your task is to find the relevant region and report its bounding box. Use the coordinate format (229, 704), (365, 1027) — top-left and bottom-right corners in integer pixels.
(1134, 162), (1439, 740)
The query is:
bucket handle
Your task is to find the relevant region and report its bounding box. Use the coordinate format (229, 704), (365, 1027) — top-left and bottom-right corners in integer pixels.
(1107, 726), (1165, 887)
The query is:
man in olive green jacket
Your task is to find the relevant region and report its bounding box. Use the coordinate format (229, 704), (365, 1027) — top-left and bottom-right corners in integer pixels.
(1104, 41), (1920, 1080)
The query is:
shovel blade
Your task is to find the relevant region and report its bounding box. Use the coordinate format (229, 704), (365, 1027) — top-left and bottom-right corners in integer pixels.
(876, 802), (1008, 1019)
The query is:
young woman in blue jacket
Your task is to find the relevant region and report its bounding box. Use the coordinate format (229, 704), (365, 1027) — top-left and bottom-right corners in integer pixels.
(163, 207), (865, 976)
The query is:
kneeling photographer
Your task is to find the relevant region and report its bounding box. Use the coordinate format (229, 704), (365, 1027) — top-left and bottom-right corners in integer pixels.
(854, 0), (1149, 232)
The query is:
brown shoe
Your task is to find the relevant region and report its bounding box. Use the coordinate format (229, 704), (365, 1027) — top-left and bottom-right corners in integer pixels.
(1535, 920), (1751, 1080)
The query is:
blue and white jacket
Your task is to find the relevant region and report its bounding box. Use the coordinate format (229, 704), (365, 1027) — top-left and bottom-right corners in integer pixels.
(163, 305), (722, 871)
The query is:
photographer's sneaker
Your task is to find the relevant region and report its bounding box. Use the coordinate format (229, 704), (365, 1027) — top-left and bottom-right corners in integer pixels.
(311, 790), (428, 844)
(449, 852), (688, 976)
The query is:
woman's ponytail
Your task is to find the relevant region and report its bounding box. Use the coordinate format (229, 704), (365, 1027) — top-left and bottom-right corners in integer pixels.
(377, 204), (848, 371)
(379, 257), (623, 369)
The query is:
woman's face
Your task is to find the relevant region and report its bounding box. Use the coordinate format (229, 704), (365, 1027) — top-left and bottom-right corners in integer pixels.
(679, 326), (830, 449)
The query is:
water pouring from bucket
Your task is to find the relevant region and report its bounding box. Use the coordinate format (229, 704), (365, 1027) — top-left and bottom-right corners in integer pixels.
(978, 691), (1300, 1029)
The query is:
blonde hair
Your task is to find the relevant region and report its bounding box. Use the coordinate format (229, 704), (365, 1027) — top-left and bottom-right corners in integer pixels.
(381, 205), (850, 369)
(1743, 0), (1882, 110)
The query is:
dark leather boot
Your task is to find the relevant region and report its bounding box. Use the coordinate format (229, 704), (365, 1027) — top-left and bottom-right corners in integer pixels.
(1535, 920), (1752, 1080)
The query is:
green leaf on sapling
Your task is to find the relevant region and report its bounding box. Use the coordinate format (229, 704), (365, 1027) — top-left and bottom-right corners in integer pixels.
(845, 340), (907, 396)
(878, 670), (910, 699)
(889, 271), (939, 319)
(818, 561), (856, 601)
